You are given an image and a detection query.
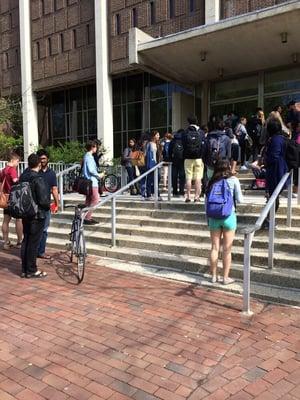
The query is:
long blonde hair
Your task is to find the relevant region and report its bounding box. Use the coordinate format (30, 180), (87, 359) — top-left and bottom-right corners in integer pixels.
(267, 111), (290, 137)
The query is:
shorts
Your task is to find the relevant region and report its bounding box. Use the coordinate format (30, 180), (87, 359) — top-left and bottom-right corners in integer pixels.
(184, 159), (204, 180)
(3, 208), (10, 216)
(208, 212), (237, 231)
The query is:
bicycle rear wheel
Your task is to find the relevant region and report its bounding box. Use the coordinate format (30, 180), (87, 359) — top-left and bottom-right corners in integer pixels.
(77, 231), (86, 283)
(104, 174), (119, 193)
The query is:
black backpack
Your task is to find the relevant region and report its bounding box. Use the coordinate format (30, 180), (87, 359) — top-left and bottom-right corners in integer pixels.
(285, 139), (300, 170)
(8, 181), (38, 219)
(171, 140), (184, 162)
(183, 127), (203, 159)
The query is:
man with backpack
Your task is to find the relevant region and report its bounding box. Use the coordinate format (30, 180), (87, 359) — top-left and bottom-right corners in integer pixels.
(36, 149), (59, 259)
(204, 118), (232, 180)
(169, 129), (185, 197)
(13, 154), (50, 278)
(182, 114), (205, 203)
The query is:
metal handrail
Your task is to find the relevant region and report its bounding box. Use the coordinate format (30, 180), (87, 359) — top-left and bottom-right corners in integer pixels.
(81, 162), (172, 246)
(242, 169), (295, 316)
(57, 164), (81, 211)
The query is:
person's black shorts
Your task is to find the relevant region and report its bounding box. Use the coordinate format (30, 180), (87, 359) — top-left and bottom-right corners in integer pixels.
(231, 143), (240, 162)
(3, 208), (11, 216)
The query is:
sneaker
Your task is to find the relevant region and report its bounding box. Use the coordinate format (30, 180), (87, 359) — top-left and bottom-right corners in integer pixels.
(185, 198), (191, 203)
(15, 242), (22, 249)
(145, 196), (154, 201)
(3, 242), (13, 250)
(240, 165), (248, 171)
(211, 275), (217, 283)
(223, 277), (235, 285)
(194, 198), (200, 203)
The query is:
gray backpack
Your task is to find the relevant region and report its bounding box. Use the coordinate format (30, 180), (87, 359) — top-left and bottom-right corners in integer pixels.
(8, 181), (38, 219)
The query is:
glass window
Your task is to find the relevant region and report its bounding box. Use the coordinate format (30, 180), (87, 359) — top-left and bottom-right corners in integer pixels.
(52, 113), (65, 138)
(113, 106), (122, 132)
(150, 75), (168, 99)
(113, 78), (122, 105)
(128, 102), (142, 130)
(150, 98), (167, 127)
(264, 93), (300, 117)
(88, 110), (97, 137)
(52, 91), (65, 115)
(265, 68), (300, 93)
(210, 75), (258, 101)
(70, 87), (82, 111)
(127, 74), (143, 102)
(87, 85), (96, 109)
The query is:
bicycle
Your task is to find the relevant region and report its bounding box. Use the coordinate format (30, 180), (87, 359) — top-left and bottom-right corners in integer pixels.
(98, 171), (119, 194)
(67, 204), (87, 283)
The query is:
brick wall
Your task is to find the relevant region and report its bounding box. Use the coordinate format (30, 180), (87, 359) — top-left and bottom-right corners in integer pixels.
(221, 0), (292, 19)
(0, 0), (21, 96)
(109, 0), (205, 74)
(31, 0), (96, 91)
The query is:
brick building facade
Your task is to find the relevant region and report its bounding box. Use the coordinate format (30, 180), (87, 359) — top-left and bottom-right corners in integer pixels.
(0, 0), (299, 157)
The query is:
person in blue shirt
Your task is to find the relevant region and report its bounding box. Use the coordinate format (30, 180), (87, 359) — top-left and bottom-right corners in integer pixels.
(36, 149), (59, 259)
(83, 140), (101, 225)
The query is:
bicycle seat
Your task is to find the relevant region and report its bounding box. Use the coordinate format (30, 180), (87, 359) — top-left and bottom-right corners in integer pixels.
(77, 204), (86, 209)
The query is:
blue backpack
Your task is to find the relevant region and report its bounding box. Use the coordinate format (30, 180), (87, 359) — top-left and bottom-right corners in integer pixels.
(206, 178), (234, 219)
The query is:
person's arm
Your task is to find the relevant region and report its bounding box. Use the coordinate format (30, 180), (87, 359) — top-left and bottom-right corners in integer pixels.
(122, 148), (131, 162)
(234, 178), (244, 204)
(226, 137), (231, 160)
(86, 155), (100, 179)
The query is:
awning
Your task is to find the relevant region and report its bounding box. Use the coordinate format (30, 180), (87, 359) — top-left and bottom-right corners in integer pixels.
(129, 1), (300, 85)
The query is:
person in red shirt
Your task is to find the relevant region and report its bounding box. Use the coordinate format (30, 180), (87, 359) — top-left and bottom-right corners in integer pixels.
(1, 152), (23, 250)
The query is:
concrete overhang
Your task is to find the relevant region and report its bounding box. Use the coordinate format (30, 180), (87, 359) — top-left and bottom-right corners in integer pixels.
(129, 1), (300, 86)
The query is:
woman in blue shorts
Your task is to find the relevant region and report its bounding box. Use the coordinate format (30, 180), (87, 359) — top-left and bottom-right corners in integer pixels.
(206, 160), (243, 284)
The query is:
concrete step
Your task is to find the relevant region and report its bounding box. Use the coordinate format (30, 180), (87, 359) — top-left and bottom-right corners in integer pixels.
(46, 218), (300, 253)
(94, 257), (300, 307)
(13, 224), (299, 273)
(16, 233), (298, 306)
(56, 207), (300, 227)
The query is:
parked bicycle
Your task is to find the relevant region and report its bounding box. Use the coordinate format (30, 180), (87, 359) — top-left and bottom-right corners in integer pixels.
(67, 204), (87, 283)
(99, 170), (119, 194)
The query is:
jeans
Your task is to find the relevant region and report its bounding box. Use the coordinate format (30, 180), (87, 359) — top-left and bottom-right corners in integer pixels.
(146, 170), (161, 198)
(172, 163), (185, 195)
(85, 187), (100, 220)
(38, 210), (51, 256)
(21, 219), (45, 275)
(139, 166), (147, 197)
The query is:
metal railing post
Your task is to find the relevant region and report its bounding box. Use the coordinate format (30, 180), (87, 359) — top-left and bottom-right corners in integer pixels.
(268, 202), (276, 269)
(167, 163), (172, 202)
(298, 167), (300, 206)
(59, 174), (64, 212)
(243, 232), (254, 315)
(154, 167), (159, 206)
(287, 170), (293, 228)
(111, 197), (116, 247)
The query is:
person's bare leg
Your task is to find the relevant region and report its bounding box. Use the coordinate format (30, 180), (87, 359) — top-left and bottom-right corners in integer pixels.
(2, 214), (11, 245)
(210, 230), (221, 280)
(231, 160), (237, 174)
(194, 178), (201, 200)
(15, 219), (23, 244)
(186, 179), (192, 200)
(163, 165), (168, 189)
(222, 229), (235, 280)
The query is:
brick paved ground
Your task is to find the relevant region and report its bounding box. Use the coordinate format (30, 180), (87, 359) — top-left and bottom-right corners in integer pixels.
(0, 249), (299, 400)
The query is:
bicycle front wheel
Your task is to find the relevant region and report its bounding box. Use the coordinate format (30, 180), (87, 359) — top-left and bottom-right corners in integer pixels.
(104, 174), (119, 193)
(77, 231), (86, 283)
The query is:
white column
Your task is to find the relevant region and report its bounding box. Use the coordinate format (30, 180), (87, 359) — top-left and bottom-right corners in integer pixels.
(205, 0), (220, 24)
(94, 0), (114, 162)
(19, 0), (39, 161)
(201, 81), (210, 125)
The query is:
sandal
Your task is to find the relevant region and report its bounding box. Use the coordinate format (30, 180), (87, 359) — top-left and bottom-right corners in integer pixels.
(26, 270), (47, 279)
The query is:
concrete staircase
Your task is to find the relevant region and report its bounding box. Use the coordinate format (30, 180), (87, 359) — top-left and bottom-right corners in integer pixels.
(5, 171), (300, 306)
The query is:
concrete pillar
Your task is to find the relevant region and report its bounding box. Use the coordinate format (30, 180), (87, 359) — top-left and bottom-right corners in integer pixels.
(94, 0), (114, 161)
(19, 0), (39, 161)
(172, 92), (195, 131)
(205, 0), (220, 24)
